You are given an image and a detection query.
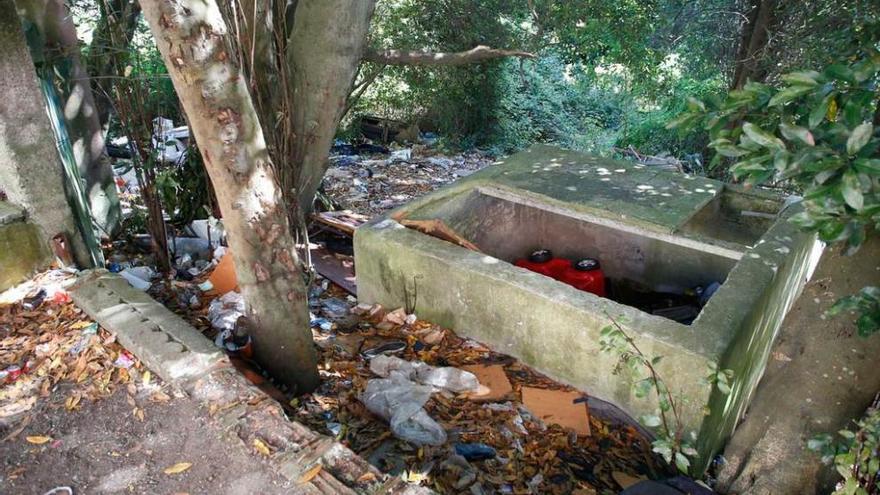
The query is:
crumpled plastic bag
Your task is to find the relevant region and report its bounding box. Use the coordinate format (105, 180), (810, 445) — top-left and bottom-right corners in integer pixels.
(369, 355), (480, 393)
(207, 291), (246, 347)
(361, 356), (482, 446)
(362, 372), (447, 446)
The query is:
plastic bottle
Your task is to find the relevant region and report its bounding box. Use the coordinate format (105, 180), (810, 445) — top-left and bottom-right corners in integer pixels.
(560, 258), (606, 297)
(514, 249), (570, 279)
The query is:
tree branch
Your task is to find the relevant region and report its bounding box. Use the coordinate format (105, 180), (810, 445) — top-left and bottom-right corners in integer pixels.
(363, 45), (536, 66)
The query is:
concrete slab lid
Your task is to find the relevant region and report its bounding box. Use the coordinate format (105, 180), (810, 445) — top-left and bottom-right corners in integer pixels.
(521, 386), (591, 436)
(461, 145), (723, 233)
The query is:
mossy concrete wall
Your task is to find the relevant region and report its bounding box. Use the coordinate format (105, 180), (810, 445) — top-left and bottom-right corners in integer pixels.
(0, 0), (89, 267)
(354, 145), (821, 474)
(0, 203), (50, 291)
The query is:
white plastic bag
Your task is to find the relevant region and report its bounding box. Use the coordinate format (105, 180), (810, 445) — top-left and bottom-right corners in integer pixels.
(370, 355), (480, 393)
(207, 291), (245, 332)
(362, 373), (447, 446)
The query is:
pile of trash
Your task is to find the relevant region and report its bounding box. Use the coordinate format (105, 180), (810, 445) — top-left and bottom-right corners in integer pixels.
(322, 144), (493, 217)
(277, 277), (672, 494)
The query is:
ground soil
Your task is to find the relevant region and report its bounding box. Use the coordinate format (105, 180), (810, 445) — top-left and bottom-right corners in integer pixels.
(716, 237), (880, 494)
(0, 383), (294, 495)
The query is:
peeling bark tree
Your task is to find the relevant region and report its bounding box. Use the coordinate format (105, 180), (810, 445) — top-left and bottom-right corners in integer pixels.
(140, 0), (532, 390)
(139, 0), (319, 393)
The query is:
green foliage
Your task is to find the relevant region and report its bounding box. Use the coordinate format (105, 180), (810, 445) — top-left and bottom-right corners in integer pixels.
(826, 287), (880, 338)
(669, 51), (880, 254)
(809, 400), (880, 494)
(154, 142), (213, 228)
(598, 315), (733, 474)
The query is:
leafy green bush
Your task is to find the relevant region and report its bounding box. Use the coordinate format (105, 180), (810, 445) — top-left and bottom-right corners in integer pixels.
(809, 397), (880, 495)
(669, 52), (880, 253)
(670, 51), (880, 336)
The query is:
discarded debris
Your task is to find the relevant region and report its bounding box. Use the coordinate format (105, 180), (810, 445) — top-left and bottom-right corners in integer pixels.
(391, 213), (481, 252)
(163, 462), (193, 475)
(521, 387), (592, 437)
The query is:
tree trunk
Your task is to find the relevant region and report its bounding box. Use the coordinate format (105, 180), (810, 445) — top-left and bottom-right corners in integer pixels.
(287, 0), (376, 214)
(16, 0), (122, 237)
(140, 0), (320, 393)
(730, 0), (777, 90)
(86, 0), (142, 129)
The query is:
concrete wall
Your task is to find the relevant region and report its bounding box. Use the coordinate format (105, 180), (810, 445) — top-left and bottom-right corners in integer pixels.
(0, 0), (89, 268)
(355, 146), (820, 475)
(0, 203), (49, 291)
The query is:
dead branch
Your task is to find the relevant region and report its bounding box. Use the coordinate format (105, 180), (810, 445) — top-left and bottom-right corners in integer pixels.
(363, 45), (536, 66)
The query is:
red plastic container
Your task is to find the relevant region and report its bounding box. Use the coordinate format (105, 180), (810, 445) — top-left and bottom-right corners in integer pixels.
(514, 249), (569, 279)
(560, 258), (606, 297)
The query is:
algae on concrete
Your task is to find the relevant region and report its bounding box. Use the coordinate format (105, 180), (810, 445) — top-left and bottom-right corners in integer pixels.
(0, 220), (49, 291)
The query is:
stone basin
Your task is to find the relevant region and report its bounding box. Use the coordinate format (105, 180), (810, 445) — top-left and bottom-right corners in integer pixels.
(354, 145), (823, 472)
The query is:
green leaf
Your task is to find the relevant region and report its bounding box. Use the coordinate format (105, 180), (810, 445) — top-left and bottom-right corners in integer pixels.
(686, 97), (706, 112)
(825, 64), (856, 83)
(717, 380), (731, 395)
(853, 158), (880, 176)
(768, 85), (814, 107)
(674, 452), (691, 473)
(716, 144), (749, 158)
(641, 415), (662, 428)
(781, 70), (821, 86)
(846, 122), (873, 155)
(743, 122), (785, 150)
(809, 94), (833, 129)
(841, 170), (864, 210)
(779, 123), (815, 146)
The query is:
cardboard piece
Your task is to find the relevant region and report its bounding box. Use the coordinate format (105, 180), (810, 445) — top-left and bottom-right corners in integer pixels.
(463, 364), (513, 402)
(521, 387), (591, 436)
(208, 251), (239, 295)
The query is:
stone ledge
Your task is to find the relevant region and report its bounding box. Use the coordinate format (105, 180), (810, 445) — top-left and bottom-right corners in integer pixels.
(70, 269), (431, 494)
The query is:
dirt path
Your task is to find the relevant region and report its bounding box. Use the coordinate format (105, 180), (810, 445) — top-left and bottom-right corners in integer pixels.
(0, 382), (293, 494)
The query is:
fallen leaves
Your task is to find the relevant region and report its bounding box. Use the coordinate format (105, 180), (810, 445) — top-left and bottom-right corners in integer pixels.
(253, 438), (271, 456)
(163, 462), (193, 475)
(1, 281), (148, 428)
(298, 464), (323, 484)
(25, 435), (51, 444)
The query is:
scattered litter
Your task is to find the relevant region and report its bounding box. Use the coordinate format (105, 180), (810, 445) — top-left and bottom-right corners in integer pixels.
(114, 351), (136, 369)
(119, 267), (153, 290)
(361, 372), (447, 445)
(521, 387), (591, 437)
(463, 364), (513, 402)
(21, 289), (46, 311)
(206, 251), (238, 295)
(207, 291), (245, 332)
(361, 340), (407, 359)
(163, 462), (193, 475)
(455, 442), (497, 461)
(369, 355), (480, 393)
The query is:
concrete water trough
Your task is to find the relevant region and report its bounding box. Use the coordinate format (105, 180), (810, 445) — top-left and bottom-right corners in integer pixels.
(354, 145), (823, 471)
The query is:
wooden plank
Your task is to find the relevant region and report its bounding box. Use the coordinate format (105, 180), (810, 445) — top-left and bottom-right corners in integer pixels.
(310, 245), (357, 294)
(312, 210), (369, 236)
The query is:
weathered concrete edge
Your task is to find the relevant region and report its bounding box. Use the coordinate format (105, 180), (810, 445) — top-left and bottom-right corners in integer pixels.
(70, 269), (430, 495)
(354, 220), (717, 432)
